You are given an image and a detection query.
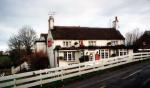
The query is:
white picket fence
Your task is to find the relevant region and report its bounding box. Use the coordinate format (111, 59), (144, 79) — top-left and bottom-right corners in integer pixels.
(0, 52), (150, 88)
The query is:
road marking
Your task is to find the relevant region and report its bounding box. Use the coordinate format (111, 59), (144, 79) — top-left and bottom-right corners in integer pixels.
(122, 69), (143, 79)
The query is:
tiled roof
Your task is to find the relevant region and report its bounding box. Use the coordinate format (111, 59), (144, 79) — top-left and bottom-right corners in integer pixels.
(39, 26), (125, 40)
(52, 26), (125, 40)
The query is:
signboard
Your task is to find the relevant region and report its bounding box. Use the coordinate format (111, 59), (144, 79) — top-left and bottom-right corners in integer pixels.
(48, 38), (53, 47)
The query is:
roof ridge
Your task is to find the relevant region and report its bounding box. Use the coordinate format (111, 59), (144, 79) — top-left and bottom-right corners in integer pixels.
(54, 26), (114, 29)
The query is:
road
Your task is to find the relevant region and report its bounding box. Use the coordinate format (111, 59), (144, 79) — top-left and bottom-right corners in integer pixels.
(64, 60), (150, 88)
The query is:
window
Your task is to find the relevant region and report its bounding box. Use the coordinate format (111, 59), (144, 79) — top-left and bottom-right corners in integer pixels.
(105, 50), (109, 58)
(89, 41), (96, 46)
(64, 52), (75, 61)
(68, 52), (72, 60)
(64, 52), (67, 60)
(101, 50), (105, 58)
(63, 41), (71, 47)
(111, 41), (118, 46)
(100, 49), (109, 59)
(119, 49), (127, 56)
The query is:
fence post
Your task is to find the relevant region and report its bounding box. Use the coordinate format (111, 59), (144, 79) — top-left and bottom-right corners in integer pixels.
(13, 74), (16, 88)
(61, 67), (64, 81)
(129, 53), (133, 63)
(40, 70), (42, 87)
(11, 66), (14, 75)
(78, 63), (82, 76)
(141, 53), (143, 60)
(93, 61), (96, 71)
(147, 52), (149, 59)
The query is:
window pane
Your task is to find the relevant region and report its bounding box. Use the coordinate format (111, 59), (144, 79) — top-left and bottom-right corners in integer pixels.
(89, 41), (96, 46)
(101, 50), (104, 52)
(68, 53), (72, 60)
(72, 52), (75, 60)
(105, 52), (108, 58)
(94, 41), (96, 46)
(120, 52), (123, 56)
(63, 41), (65, 47)
(89, 41), (91, 46)
(64, 52), (67, 60)
(105, 49), (108, 52)
(124, 52), (127, 55)
(101, 52), (104, 58)
(66, 42), (68, 47)
(69, 41), (71, 46)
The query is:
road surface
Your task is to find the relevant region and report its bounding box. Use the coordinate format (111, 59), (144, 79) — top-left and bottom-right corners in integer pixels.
(64, 60), (150, 88)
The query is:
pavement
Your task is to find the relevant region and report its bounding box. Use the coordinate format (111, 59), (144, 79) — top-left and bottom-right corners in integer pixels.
(63, 60), (150, 88)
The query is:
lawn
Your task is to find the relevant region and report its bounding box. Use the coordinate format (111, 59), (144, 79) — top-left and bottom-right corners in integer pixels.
(0, 55), (11, 63)
(0, 56), (12, 75)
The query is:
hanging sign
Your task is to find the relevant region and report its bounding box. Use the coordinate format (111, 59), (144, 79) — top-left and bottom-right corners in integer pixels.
(48, 38), (53, 47)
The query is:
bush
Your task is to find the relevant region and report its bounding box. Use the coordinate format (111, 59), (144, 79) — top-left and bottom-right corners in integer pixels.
(111, 54), (116, 57)
(79, 55), (89, 62)
(9, 49), (27, 66)
(30, 51), (49, 70)
(57, 56), (64, 60)
(0, 56), (12, 69)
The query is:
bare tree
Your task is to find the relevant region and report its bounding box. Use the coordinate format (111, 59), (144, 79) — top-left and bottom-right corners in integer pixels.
(8, 26), (37, 58)
(125, 28), (143, 46)
(8, 35), (22, 50)
(8, 34), (23, 65)
(18, 26), (37, 55)
(8, 26), (37, 67)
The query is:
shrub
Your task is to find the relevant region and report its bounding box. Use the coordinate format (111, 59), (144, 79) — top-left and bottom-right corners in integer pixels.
(9, 49), (27, 66)
(79, 55), (89, 62)
(30, 51), (49, 70)
(0, 56), (12, 69)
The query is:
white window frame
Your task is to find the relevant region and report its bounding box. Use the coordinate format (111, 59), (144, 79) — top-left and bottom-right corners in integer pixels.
(111, 41), (118, 46)
(119, 49), (128, 56)
(64, 52), (75, 61)
(99, 49), (109, 59)
(63, 41), (72, 47)
(88, 41), (96, 46)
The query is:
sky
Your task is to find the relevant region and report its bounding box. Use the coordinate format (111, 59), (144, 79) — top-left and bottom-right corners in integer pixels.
(0, 0), (150, 51)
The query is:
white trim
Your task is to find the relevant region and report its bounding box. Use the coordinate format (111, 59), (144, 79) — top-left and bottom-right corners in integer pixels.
(99, 49), (109, 59)
(119, 49), (128, 56)
(64, 51), (75, 61)
(138, 49), (150, 51)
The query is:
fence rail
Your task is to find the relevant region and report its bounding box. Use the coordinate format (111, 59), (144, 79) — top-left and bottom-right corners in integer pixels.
(0, 52), (150, 88)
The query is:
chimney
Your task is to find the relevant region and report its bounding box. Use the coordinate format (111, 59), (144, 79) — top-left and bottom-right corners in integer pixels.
(112, 16), (119, 30)
(48, 15), (54, 30)
(115, 16), (118, 22)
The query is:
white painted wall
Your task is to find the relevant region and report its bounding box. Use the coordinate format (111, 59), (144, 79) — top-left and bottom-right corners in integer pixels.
(35, 39), (126, 62)
(128, 49), (133, 55)
(53, 40), (125, 47)
(35, 42), (47, 53)
(36, 39), (125, 53)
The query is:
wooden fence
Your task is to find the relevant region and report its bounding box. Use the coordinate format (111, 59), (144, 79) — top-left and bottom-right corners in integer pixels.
(0, 52), (150, 88)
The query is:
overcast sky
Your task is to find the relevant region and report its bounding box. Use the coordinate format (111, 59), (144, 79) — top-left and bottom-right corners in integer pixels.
(0, 0), (150, 51)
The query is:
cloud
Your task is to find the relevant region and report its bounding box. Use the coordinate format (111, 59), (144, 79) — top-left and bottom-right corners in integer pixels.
(0, 0), (150, 50)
